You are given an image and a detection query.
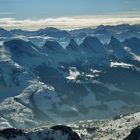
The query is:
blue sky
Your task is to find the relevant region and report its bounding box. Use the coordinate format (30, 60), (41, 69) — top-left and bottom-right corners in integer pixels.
(0, 0), (140, 29)
(0, 0), (140, 19)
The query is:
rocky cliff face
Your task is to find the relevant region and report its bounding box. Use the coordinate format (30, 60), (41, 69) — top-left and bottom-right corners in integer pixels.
(125, 126), (140, 140)
(0, 125), (82, 140)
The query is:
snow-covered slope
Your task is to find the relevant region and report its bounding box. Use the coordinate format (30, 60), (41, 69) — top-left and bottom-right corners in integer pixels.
(1, 111), (140, 140)
(0, 25), (140, 131)
(1, 57), (140, 129)
(69, 111), (140, 140)
(0, 46), (36, 100)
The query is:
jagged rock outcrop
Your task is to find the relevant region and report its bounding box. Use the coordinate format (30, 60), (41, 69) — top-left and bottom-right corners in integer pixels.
(125, 126), (140, 140)
(66, 39), (79, 51)
(106, 36), (132, 60)
(0, 125), (82, 140)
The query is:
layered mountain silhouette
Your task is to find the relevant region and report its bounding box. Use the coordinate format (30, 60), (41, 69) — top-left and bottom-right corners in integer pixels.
(0, 25), (140, 130)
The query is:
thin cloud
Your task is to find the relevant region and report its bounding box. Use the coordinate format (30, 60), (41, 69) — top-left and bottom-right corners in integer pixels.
(0, 12), (15, 15)
(0, 13), (140, 30)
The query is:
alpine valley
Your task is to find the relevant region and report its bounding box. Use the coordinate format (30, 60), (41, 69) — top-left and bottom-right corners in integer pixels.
(0, 24), (140, 139)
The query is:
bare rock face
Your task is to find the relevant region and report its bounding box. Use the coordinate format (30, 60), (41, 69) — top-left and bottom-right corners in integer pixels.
(125, 126), (140, 140)
(51, 125), (82, 140)
(0, 125), (82, 140)
(0, 128), (23, 139)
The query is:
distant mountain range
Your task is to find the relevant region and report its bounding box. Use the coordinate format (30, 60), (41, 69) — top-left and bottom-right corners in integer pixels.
(0, 24), (140, 44)
(0, 24), (140, 130)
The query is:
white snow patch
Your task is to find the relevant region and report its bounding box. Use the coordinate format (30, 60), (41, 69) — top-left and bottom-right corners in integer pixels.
(111, 62), (133, 68)
(66, 67), (80, 80)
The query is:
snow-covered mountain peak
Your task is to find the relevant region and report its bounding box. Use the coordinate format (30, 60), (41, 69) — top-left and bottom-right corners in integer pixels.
(38, 27), (70, 39)
(43, 40), (65, 53)
(109, 36), (122, 47)
(2, 38), (47, 67)
(107, 36), (132, 60)
(83, 36), (102, 46)
(81, 36), (106, 54)
(4, 39), (39, 57)
(66, 39), (79, 50)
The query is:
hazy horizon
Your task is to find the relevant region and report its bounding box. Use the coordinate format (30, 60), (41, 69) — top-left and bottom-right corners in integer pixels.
(0, 0), (140, 30)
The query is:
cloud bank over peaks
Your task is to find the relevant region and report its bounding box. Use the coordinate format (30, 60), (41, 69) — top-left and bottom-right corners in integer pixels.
(0, 13), (140, 30)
